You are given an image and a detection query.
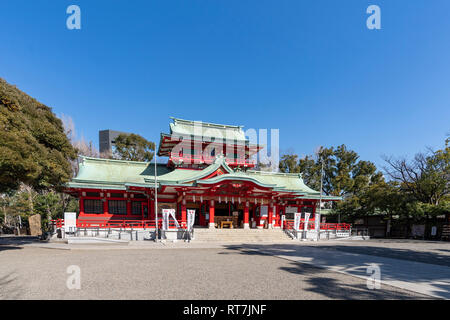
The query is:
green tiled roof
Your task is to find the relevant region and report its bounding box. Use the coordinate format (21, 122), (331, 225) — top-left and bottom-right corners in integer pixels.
(67, 156), (341, 201)
(67, 157), (170, 189)
(170, 117), (248, 142)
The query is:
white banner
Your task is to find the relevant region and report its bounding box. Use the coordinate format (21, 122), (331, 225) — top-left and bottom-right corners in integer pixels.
(315, 213), (321, 232)
(304, 212), (311, 231)
(162, 209), (170, 230)
(294, 212), (301, 231)
(64, 212), (77, 233)
(162, 209), (180, 230)
(187, 209), (195, 231)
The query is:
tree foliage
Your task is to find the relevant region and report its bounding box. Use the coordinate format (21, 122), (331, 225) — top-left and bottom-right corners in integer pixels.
(280, 145), (384, 197)
(0, 78), (76, 192)
(0, 185), (78, 232)
(280, 145), (386, 221)
(113, 133), (155, 162)
(279, 139), (449, 233)
(382, 137), (449, 220)
(383, 139), (449, 206)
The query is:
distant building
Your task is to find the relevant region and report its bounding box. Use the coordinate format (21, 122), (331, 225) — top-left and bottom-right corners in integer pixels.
(99, 130), (130, 154)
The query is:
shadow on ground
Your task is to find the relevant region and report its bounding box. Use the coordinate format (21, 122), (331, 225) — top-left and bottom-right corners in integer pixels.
(278, 261), (428, 299)
(0, 236), (40, 252)
(316, 245), (450, 267)
(221, 243), (449, 299)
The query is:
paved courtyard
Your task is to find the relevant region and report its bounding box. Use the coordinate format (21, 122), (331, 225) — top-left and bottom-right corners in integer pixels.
(231, 240), (450, 299)
(2, 237), (447, 300)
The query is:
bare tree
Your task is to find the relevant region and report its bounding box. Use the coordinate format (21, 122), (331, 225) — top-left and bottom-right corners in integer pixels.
(382, 147), (449, 205)
(60, 114), (100, 175)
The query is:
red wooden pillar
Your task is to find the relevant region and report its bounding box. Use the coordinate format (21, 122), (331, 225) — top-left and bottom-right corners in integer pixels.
(268, 203), (273, 229)
(312, 202), (316, 221)
(181, 199), (187, 228)
(244, 201), (250, 229)
(198, 201), (203, 226)
(209, 200), (215, 228)
(79, 196), (84, 216)
(150, 199), (155, 220)
(274, 203), (280, 228)
(127, 200), (131, 216)
(103, 197), (109, 215)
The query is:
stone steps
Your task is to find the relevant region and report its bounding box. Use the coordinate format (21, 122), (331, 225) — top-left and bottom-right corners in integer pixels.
(192, 228), (293, 242)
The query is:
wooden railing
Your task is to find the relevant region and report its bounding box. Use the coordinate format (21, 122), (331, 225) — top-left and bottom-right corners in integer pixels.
(169, 155), (256, 166)
(283, 219), (351, 231)
(51, 219), (186, 230)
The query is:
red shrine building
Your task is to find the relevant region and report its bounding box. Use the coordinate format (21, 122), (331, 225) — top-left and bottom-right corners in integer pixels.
(64, 118), (341, 231)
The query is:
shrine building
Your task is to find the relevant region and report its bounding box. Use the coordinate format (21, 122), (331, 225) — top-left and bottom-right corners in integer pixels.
(64, 117), (341, 230)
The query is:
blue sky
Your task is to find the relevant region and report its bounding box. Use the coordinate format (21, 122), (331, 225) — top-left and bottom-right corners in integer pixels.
(1, 0), (449, 168)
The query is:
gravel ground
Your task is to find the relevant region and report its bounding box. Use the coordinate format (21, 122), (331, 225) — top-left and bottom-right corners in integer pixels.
(0, 245), (429, 300)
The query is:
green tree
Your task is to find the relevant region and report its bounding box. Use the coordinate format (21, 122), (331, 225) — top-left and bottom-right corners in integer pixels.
(280, 145), (383, 197)
(0, 78), (77, 193)
(0, 186), (79, 232)
(113, 133), (155, 162)
(279, 145), (384, 222)
(279, 154), (301, 173)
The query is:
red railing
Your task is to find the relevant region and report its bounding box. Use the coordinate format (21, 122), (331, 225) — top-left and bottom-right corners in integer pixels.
(283, 219), (351, 231)
(51, 219), (186, 230)
(169, 155), (256, 167)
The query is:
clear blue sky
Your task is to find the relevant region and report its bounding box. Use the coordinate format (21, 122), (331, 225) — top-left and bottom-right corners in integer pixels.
(1, 0), (449, 168)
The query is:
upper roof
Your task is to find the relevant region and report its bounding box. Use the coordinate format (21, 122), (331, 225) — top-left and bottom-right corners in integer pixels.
(169, 117), (248, 142)
(67, 156), (341, 201)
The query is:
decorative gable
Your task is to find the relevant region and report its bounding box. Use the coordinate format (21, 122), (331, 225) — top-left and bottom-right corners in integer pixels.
(202, 167), (228, 180)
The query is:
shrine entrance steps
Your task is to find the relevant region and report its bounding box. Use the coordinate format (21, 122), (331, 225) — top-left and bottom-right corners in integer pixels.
(192, 228), (293, 243)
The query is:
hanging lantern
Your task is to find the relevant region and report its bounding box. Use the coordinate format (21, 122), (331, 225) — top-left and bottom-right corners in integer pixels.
(193, 195), (196, 203)
(200, 195), (203, 203)
(219, 196), (221, 203)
